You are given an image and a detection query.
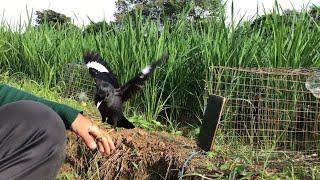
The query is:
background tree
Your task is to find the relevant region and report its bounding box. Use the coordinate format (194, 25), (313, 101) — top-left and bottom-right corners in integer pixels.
(114, 0), (224, 23)
(309, 5), (320, 22)
(35, 9), (78, 30)
(247, 5), (320, 38)
(83, 20), (117, 35)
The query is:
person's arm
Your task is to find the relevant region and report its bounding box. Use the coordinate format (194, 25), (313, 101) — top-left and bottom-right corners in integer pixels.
(0, 83), (81, 129)
(0, 83), (115, 156)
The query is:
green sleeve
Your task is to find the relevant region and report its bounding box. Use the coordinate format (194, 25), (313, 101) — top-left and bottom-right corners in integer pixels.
(0, 83), (82, 129)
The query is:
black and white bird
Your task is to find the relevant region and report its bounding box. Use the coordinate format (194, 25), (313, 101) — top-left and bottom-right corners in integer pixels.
(84, 51), (168, 129)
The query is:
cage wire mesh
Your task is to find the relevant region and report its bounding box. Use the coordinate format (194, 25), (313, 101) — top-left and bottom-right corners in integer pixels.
(60, 62), (99, 119)
(205, 66), (320, 154)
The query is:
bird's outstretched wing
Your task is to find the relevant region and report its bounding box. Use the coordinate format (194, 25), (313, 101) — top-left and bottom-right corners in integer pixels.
(119, 53), (169, 102)
(83, 51), (120, 88)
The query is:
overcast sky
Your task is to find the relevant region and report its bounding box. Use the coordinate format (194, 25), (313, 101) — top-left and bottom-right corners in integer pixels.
(0, 0), (319, 28)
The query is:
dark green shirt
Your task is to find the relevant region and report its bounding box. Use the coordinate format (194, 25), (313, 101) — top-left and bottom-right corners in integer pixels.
(0, 83), (82, 129)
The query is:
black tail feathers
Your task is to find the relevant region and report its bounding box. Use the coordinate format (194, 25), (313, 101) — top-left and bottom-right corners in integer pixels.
(107, 116), (135, 129)
(118, 116), (135, 129)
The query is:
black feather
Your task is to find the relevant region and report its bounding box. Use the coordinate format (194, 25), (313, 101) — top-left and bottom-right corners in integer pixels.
(83, 52), (120, 88)
(107, 116), (135, 129)
(84, 51), (168, 129)
(119, 53), (168, 102)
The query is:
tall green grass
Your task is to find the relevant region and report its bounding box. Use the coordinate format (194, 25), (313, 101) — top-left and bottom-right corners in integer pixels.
(0, 3), (319, 126)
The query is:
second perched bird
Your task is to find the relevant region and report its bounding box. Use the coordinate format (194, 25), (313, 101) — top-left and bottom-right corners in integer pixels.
(84, 52), (168, 129)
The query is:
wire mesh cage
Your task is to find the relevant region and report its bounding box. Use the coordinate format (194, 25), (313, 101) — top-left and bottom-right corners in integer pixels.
(205, 66), (320, 154)
(60, 62), (95, 101)
(59, 62), (103, 120)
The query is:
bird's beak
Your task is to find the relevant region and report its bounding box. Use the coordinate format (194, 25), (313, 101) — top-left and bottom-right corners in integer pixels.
(97, 101), (102, 108)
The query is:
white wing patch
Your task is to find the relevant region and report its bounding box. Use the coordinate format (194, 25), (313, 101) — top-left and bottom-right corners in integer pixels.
(97, 101), (102, 108)
(86, 61), (109, 73)
(142, 65), (151, 75)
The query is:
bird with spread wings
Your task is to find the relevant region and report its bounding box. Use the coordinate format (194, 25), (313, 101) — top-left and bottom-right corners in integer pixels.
(83, 52), (168, 129)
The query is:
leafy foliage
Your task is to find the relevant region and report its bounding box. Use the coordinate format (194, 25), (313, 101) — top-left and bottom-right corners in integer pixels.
(309, 5), (320, 22)
(35, 9), (77, 29)
(249, 5), (320, 35)
(83, 21), (117, 35)
(0, 3), (319, 125)
(115, 0), (223, 23)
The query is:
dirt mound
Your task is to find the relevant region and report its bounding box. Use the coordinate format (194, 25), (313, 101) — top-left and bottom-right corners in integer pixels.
(61, 128), (219, 180)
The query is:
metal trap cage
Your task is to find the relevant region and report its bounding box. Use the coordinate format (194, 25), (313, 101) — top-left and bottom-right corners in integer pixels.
(206, 66), (320, 154)
(60, 62), (96, 109)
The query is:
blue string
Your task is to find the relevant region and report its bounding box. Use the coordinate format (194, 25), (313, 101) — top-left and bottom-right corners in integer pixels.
(178, 149), (207, 180)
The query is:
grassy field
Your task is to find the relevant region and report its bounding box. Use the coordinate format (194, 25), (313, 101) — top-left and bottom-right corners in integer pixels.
(0, 5), (318, 125)
(1, 75), (319, 179)
(0, 3), (320, 179)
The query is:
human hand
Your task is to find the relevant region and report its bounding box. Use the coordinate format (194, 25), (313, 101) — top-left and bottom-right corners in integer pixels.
(70, 113), (116, 156)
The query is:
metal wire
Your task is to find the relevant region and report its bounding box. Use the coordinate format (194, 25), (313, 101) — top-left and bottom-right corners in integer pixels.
(60, 62), (100, 120)
(60, 62), (95, 100)
(206, 66), (320, 154)
(178, 149), (207, 180)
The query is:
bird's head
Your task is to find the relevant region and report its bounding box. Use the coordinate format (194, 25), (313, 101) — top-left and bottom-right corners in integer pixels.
(95, 79), (116, 108)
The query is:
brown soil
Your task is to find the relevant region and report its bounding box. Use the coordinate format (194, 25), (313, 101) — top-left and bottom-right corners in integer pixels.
(58, 127), (320, 180)
(60, 128), (221, 180)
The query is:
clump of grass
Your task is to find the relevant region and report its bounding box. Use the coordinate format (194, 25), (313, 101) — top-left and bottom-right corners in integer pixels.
(0, 3), (319, 129)
(1, 71), (320, 179)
